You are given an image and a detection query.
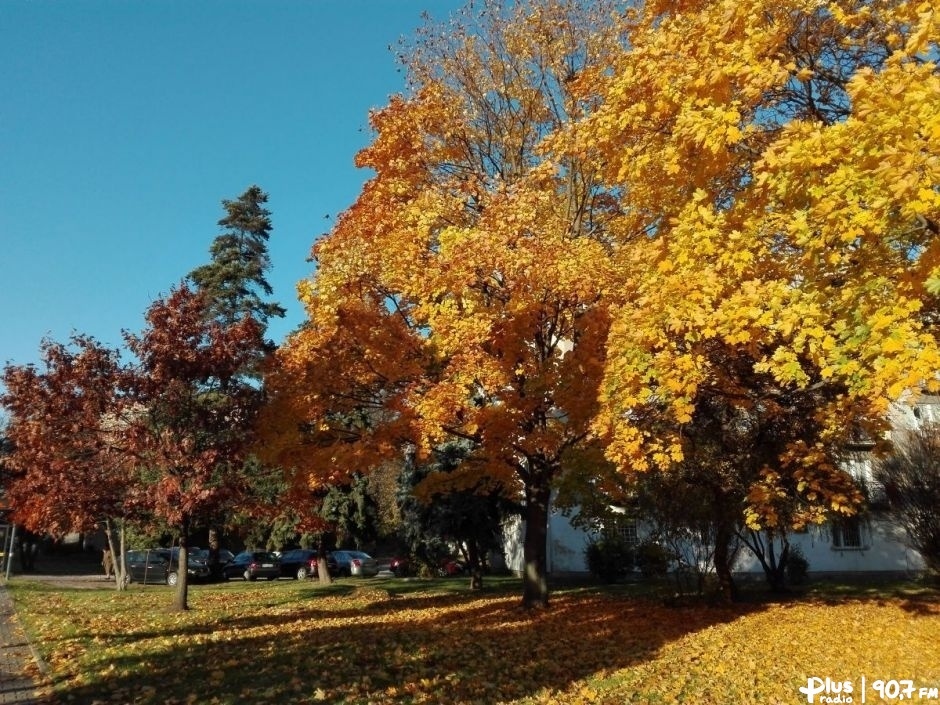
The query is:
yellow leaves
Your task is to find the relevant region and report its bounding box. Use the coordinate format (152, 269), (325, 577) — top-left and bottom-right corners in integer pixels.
(795, 66), (815, 82)
(12, 578), (940, 705)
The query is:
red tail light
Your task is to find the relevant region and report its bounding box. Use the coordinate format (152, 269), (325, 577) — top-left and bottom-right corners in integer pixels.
(352, 559), (361, 567)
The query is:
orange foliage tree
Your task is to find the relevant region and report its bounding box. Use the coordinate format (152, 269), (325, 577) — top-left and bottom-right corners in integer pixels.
(263, 0), (622, 608)
(267, 0), (938, 606)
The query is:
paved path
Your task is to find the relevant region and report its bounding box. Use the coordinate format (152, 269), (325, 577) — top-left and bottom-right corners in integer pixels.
(0, 586), (49, 704)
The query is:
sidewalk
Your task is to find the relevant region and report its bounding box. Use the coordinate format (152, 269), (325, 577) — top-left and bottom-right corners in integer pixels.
(0, 585), (48, 704)
(0, 551), (115, 705)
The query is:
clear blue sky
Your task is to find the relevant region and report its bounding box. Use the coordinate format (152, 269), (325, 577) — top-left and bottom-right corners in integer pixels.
(1, 0), (462, 374)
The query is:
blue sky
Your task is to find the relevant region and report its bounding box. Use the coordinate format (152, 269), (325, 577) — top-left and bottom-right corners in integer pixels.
(1, 0), (461, 374)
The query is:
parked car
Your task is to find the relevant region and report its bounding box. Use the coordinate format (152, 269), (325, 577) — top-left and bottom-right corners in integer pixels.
(124, 549), (211, 586)
(190, 548), (235, 566)
(190, 548), (235, 581)
(330, 550), (379, 577)
(278, 549), (338, 580)
(437, 556), (466, 577)
(220, 550), (281, 581)
(388, 556), (411, 577)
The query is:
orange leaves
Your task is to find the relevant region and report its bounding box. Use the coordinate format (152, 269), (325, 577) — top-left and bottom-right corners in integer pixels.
(264, 1), (940, 582)
(268, 4), (628, 552)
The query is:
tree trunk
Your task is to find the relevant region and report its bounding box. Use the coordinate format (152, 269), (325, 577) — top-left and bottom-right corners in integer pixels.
(207, 527), (223, 582)
(768, 541), (790, 592)
(173, 526), (190, 612)
(742, 530), (790, 593)
(104, 518), (127, 591)
(316, 533), (333, 585)
(118, 522), (127, 590)
(713, 523), (738, 603)
(521, 477), (551, 609)
(467, 540), (483, 590)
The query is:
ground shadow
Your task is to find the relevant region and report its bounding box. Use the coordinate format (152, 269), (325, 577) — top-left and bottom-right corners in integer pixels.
(24, 581), (768, 705)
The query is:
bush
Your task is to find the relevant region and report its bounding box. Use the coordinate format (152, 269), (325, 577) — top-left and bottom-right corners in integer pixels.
(786, 544), (810, 586)
(874, 423), (940, 577)
(634, 539), (672, 579)
(585, 535), (634, 583)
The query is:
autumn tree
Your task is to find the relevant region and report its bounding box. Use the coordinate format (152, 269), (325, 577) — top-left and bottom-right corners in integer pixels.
(574, 0), (939, 562)
(124, 285), (264, 611)
(263, 0), (623, 608)
(0, 336), (136, 587)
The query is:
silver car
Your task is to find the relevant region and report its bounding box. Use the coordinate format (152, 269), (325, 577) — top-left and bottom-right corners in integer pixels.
(330, 550), (379, 577)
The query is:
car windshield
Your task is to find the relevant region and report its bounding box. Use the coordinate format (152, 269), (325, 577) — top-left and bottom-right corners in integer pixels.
(253, 552), (278, 562)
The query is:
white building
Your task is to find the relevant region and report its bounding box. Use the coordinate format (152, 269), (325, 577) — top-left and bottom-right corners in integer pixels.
(502, 398), (935, 579)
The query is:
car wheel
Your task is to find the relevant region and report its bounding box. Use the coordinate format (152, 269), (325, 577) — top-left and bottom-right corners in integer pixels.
(167, 571), (179, 587)
(296, 566), (309, 580)
(244, 569), (254, 581)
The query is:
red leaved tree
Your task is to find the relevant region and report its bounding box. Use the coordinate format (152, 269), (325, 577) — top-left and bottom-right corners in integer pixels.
(1, 336), (137, 587)
(124, 284), (264, 611)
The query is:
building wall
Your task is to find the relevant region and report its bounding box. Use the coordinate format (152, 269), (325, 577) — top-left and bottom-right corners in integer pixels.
(502, 397), (935, 577)
(504, 507), (926, 578)
(502, 508), (597, 575)
(732, 519), (925, 576)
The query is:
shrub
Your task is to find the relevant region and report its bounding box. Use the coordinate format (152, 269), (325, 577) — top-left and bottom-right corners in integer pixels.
(585, 535), (634, 583)
(634, 539), (673, 579)
(786, 544), (810, 586)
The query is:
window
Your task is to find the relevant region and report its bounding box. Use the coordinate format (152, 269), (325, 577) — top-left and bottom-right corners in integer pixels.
(606, 518), (639, 547)
(831, 517), (863, 549)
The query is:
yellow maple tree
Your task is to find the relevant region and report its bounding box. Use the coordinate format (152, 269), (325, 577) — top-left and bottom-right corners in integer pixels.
(575, 0), (939, 525)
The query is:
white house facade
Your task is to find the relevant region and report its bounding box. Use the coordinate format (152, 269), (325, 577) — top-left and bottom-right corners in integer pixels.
(501, 398), (935, 579)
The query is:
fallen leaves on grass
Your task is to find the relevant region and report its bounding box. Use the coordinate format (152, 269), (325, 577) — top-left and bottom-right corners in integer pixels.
(10, 582), (940, 704)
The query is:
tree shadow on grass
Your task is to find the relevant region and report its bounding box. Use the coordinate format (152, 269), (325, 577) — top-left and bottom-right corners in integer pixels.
(42, 585), (769, 705)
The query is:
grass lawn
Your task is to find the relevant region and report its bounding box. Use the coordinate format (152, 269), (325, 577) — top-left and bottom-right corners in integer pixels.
(7, 574), (940, 704)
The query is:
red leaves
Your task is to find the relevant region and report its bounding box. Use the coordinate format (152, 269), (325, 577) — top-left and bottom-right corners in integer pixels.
(1, 336), (127, 534)
(1, 282), (265, 552)
(125, 285), (263, 391)
(123, 284), (264, 530)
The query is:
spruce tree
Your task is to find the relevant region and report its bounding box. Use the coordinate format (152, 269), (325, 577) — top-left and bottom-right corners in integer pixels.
(188, 185), (286, 330)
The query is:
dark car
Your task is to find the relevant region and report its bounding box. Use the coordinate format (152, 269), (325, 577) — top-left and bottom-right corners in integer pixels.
(125, 549), (211, 586)
(221, 550), (281, 581)
(278, 549), (338, 580)
(190, 548), (235, 581)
